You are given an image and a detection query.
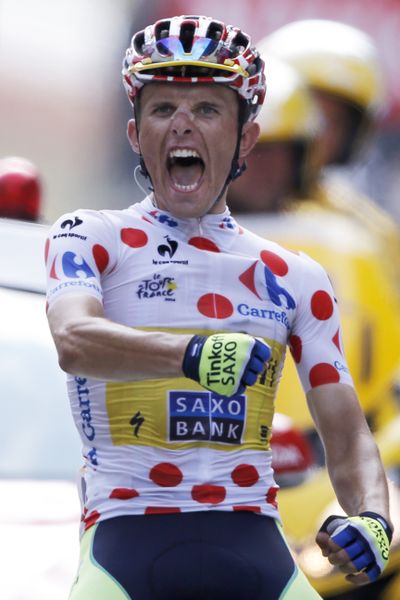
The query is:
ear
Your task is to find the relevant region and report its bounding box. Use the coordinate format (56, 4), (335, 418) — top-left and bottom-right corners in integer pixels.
(239, 121), (260, 159)
(127, 119), (140, 154)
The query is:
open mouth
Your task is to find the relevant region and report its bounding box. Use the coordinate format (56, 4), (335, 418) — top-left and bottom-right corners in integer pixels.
(167, 148), (205, 192)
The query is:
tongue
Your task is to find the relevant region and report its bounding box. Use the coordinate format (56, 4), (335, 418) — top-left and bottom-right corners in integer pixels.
(170, 162), (203, 187)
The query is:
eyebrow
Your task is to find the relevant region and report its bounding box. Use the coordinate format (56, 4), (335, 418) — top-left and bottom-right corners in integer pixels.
(147, 98), (224, 110)
(195, 100), (222, 108)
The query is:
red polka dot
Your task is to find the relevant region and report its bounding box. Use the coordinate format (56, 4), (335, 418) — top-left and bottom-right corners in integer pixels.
(191, 484), (226, 504)
(332, 329), (342, 354)
(145, 507), (182, 514)
(188, 237), (220, 252)
(231, 464), (259, 487)
(197, 294), (233, 319)
(233, 506), (261, 513)
(309, 363), (340, 388)
(121, 228), (148, 248)
(260, 250), (289, 276)
(311, 290), (334, 320)
(109, 488), (139, 500)
(266, 487), (279, 509)
(83, 510), (101, 530)
(289, 335), (302, 363)
(239, 261), (261, 299)
(92, 244), (109, 273)
(44, 239), (50, 264)
(150, 463), (183, 487)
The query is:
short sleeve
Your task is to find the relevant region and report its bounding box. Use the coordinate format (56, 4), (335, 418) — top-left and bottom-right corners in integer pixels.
(45, 209), (117, 307)
(290, 254), (354, 393)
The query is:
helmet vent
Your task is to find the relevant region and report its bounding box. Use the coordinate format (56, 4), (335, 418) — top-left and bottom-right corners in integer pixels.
(180, 22), (196, 53)
(206, 22), (223, 42)
(154, 20), (171, 41)
(133, 31), (145, 55)
(247, 56), (262, 76)
(230, 32), (248, 57)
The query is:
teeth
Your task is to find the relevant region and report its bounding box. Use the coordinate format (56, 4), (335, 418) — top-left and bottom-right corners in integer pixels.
(169, 148), (200, 159)
(174, 182), (198, 192)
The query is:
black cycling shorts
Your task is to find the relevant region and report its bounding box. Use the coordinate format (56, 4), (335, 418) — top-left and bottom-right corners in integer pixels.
(69, 511), (321, 599)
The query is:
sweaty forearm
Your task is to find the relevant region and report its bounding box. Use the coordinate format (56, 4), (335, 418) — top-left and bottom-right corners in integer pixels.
(307, 384), (391, 526)
(326, 428), (391, 524)
(54, 315), (192, 381)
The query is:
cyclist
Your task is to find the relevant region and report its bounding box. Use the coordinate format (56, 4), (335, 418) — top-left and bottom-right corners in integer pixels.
(46, 15), (392, 600)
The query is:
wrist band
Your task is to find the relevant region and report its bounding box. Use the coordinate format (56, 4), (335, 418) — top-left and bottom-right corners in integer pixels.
(182, 335), (205, 382)
(359, 511), (393, 544)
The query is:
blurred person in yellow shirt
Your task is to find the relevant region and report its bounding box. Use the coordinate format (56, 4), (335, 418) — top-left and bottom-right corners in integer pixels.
(258, 19), (400, 272)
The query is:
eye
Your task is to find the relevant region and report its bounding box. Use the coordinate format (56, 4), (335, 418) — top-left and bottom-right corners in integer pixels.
(153, 103), (175, 116)
(197, 103), (219, 116)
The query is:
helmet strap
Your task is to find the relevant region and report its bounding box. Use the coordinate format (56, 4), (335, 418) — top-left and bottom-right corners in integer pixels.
(133, 99), (154, 192)
(138, 155), (154, 191)
(212, 99), (248, 206)
(228, 99), (249, 183)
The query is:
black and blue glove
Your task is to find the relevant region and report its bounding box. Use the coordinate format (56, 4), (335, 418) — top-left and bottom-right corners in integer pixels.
(319, 511), (392, 582)
(182, 333), (271, 397)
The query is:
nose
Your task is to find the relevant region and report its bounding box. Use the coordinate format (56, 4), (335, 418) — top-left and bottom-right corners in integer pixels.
(170, 107), (193, 136)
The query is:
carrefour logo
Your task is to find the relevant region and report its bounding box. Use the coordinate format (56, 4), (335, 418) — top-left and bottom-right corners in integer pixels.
(264, 267), (296, 310)
(62, 251), (95, 279)
(49, 251), (96, 281)
(237, 303), (291, 330)
(168, 391), (246, 445)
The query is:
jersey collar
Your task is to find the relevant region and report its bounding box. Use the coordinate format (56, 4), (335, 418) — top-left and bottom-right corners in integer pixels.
(132, 195), (241, 249)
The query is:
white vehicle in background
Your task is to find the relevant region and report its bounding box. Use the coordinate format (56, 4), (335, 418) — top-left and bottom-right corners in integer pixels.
(0, 218), (82, 600)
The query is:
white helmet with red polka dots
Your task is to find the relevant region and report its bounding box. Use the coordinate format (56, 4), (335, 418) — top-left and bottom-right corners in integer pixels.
(122, 14), (266, 122)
